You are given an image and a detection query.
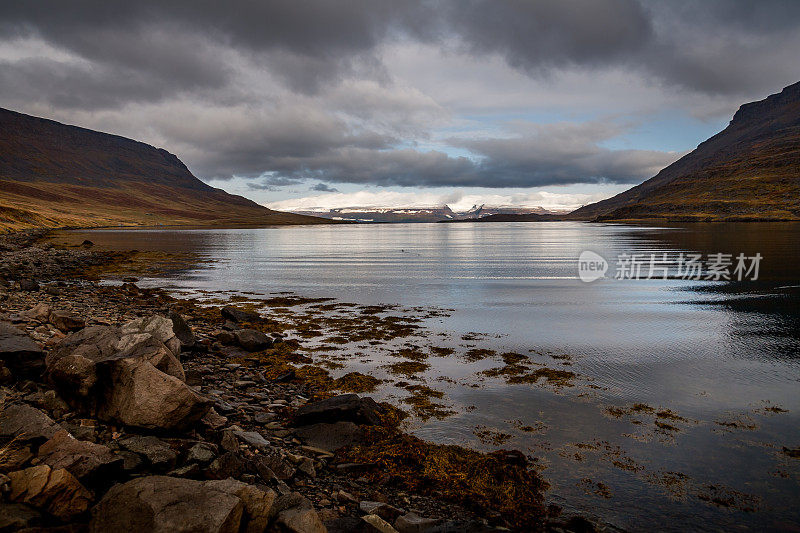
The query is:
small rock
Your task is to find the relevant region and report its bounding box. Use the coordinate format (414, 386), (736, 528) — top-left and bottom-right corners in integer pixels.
(363, 514), (400, 533)
(187, 442), (217, 464)
(8, 465), (93, 520)
(394, 512), (442, 533)
(234, 329), (273, 352)
(49, 310), (86, 333)
(21, 303), (52, 322)
(19, 280), (40, 291)
(275, 496), (327, 533)
(220, 306), (260, 323)
(169, 311), (196, 346)
(360, 501), (403, 522)
(0, 403), (61, 444)
(118, 435), (177, 470)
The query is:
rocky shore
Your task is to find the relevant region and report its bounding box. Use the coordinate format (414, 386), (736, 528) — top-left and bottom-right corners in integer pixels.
(0, 230), (598, 533)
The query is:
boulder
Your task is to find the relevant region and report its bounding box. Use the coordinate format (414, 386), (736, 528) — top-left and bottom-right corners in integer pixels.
(121, 315), (180, 357)
(115, 335), (185, 382)
(275, 497), (327, 533)
(293, 394), (382, 426)
(394, 513), (441, 533)
(293, 422), (363, 452)
(8, 465), (93, 520)
(234, 329), (273, 352)
(0, 403), (60, 444)
(0, 321), (45, 376)
(49, 311), (86, 333)
(169, 311), (196, 346)
(37, 430), (123, 486)
(95, 358), (210, 430)
(89, 476), (276, 533)
(0, 503), (44, 531)
(19, 280), (39, 292)
(21, 303), (51, 322)
(363, 514), (399, 533)
(118, 435), (177, 470)
(220, 306), (260, 324)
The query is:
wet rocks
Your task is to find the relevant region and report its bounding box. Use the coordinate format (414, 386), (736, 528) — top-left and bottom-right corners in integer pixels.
(49, 310), (86, 333)
(0, 403), (60, 444)
(89, 476), (276, 533)
(117, 435), (177, 471)
(293, 422), (363, 452)
(95, 357), (210, 430)
(19, 279), (40, 292)
(37, 429), (123, 486)
(293, 394), (382, 426)
(0, 321), (45, 376)
(8, 464), (93, 520)
(234, 328), (273, 352)
(274, 493), (327, 533)
(221, 306), (260, 324)
(169, 310), (196, 347)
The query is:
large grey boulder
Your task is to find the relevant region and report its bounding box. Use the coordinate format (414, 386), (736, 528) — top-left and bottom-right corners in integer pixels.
(0, 321), (45, 377)
(89, 476), (276, 533)
(95, 358), (209, 430)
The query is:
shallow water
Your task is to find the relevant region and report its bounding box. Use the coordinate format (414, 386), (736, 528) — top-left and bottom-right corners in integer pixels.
(60, 222), (800, 531)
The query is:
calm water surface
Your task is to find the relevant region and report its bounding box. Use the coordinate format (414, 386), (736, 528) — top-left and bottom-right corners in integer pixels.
(61, 222), (800, 531)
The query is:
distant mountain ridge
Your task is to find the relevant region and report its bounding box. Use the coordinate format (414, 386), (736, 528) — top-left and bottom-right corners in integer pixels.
(0, 108), (326, 231)
(571, 81), (800, 221)
(293, 204), (555, 223)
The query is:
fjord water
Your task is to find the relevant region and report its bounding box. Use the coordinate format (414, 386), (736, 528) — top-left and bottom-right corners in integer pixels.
(68, 222), (800, 531)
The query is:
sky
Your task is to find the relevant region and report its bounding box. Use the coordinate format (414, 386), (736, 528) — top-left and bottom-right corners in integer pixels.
(1, 1), (799, 212)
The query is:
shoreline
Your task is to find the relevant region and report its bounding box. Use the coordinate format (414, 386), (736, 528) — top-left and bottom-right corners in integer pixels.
(0, 229), (600, 532)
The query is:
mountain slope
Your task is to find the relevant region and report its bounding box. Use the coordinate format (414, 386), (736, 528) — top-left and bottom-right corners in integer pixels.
(0, 108), (327, 231)
(571, 82), (800, 221)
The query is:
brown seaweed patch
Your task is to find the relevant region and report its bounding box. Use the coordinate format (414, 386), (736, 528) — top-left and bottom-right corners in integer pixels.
(430, 346), (455, 357)
(338, 428), (548, 529)
(463, 348), (497, 362)
(333, 371), (383, 393)
(384, 361), (430, 377)
(474, 426), (513, 446)
(579, 478), (612, 498)
(696, 484), (760, 512)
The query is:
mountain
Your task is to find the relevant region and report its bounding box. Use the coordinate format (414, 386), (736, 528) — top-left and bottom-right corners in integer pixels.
(0, 108), (327, 232)
(293, 205), (556, 223)
(571, 82), (800, 221)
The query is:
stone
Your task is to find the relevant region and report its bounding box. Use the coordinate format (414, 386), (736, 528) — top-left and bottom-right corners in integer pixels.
(37, 429), (123, 485)
(205, 479), (276, 533)
(0, 403), (60, 444)
(21, 303), (51, 322)
(8, 465), (93, 520)
(220, 306), (260, 324)
(363, 514), (399, 533)
(115, 335), (185, 382)
(216, 331), (236, 345)
(275, 502), (327, 533)
(49, 311), (85, 333)
(293, 422), (363, 452)
(121, 315), (177, 346)
(95, 358), (210, 430)
(0, 322), (45, 376)
(201, 408), (228, 430)
(0, 502), (43, 531)
(90, 476), (249, 533)
(118, 435), (177, 470)
(251, 448), (295, 480)
(394, 513), (441, 533)
(19, 279), (39, 291)
(169, 311), (196, 346)
(360, 501), (402, 522)
(208, 451), (247, 480)
(234, 329), (273, 352)
(187, 442), (216, 464)
(232, 430), (269, 448)
(293, 394), (382, 426)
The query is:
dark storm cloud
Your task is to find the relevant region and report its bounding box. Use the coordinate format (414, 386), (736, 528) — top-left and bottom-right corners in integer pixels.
(265, 121), (680, 188)
(311, 183), (339, 192)
(0, 0), (798, 188)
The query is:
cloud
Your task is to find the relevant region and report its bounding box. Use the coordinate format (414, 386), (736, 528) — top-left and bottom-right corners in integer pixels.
(310, 183), (339, 192)
(0, 0), (797, 191)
